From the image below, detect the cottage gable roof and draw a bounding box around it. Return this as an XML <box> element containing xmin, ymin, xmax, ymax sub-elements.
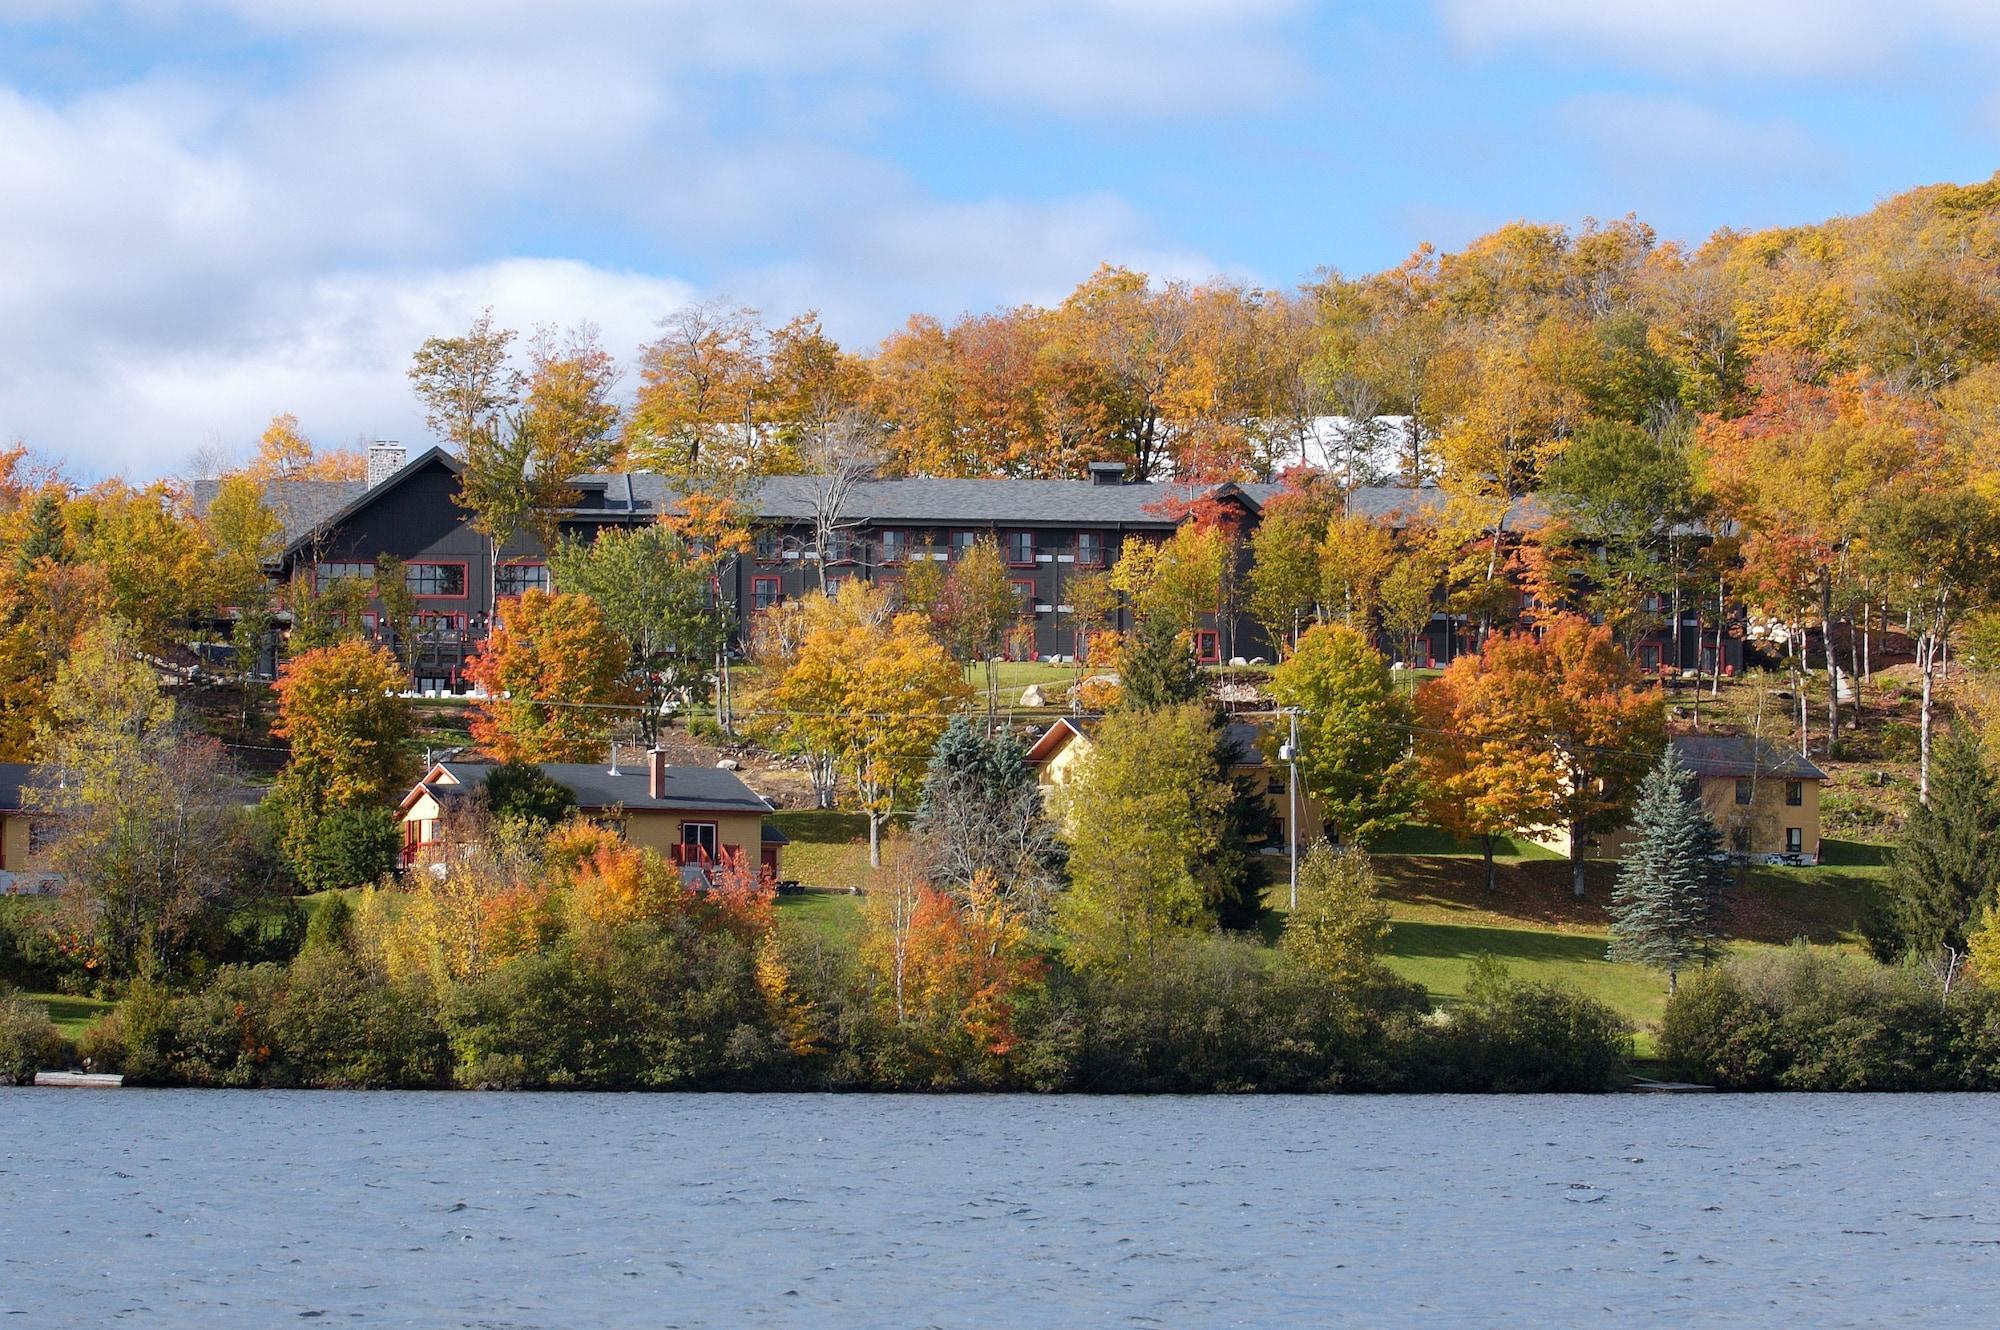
<box><xmin>402</xmin><ymin>759</ymin><xmax>774</xmax><ymax>816</ymax></box>
<box><xmin>1671</xmin><ymin>734</ymin><xmax>1827</xmax><ymax>781</ymax></box>
<box><xmin>0</xmin><ymin>763</ymin><xmax>31</xmax><ymax>813</ymax></box>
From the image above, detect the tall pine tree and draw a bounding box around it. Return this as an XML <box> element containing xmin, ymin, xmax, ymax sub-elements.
<box><xmin>1885</xmin><ymin>727</ymin><xmax>2000</xmax><ymax>957</ymax></box>
<box><xmin>1607</xmin><ymin>744</ymin><xmax>1728</xmax><ymax>993</ymax></box>
<box><xmin>1118</xmin><ymin>616</ymin><xmax>1204</xmax><ymax>712</ymax></box>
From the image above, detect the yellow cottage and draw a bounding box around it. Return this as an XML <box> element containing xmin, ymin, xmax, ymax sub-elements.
<box><xmin>398</xmin><ymin>749</ymin><xmax>786</xmax><ymax>884</ymax></box>
<box><xmin>1024</xmin><ymin>715</ymin><xmax>1325</xmax><ymax>854</ymax></box>
<box><xmin>0</xmin><ymin>763</ymin><xmax>47</xmax><ymax>895</ymax></box>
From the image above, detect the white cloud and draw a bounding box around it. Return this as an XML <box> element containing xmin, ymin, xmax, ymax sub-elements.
<box><xmin>0</xmin><ymin>0</ymin><xmax>1259</xmax><ymax>473</ymax></box>
<box><xmin>1558</xmin><ymin>94</ymin><xmax>1843</xmax><ymax>187</ymax></box>
<box><xmin>1437</xmin><ymin>0</ymin><xmax>2000</xmax><ymax>77</ymax></box>
<box><xmin>0</xmin><ymin>259</ymin><xmax>698</xmax><ymax>478</ymax></box>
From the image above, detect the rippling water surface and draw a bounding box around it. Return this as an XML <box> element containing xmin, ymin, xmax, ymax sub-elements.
<box><xmin>2</xmin><ymin>1091</ymin><xmax>1996</xmax><ymax>1327</ymax></box>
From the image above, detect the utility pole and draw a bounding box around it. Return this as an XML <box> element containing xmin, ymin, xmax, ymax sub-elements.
<box><xmin>1280</xmin><ymin>708</ymin><xmax>1302</xmax><ymax>912</ymax></box>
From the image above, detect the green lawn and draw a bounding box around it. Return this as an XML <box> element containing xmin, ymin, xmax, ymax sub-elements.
<box><xmin>767</xmin><ymin>809</ymin><xmax>904</xmax><ymax>889</ymax></box>
<box><xmin>775</xmin><ymin>889</ymin><xmax>866</xmax><ymax>951</ymax></box>
<box><xmin>27</xmin><ymin>991</ymin><xmax>111</xmax><ymax>1039</ymax></box>
<box><xmin>1372</xmin><ymin>824</ymin><xmax>1564</xmax><ymax>859</ymax></box>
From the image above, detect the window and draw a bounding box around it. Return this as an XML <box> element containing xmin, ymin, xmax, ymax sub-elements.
<box><xmin>823</xmin><ymin>532</ymin><xmax>859</xmax><ymax>565</ymax></box>
<box><xmin>878</xmin><ymin>576</ymin><xmax>902</xmax><ymax>608</ymax></box>
<box><xmin>1075</xmin><ymin>531</ymin><xmax>1105</xmax><ymax>567</ymax></box>
<box><xmin>1266</xmin><ymin>775</ymin><xmax>1285</xmax><ymax>796</ymax></box>
<box><xmin>754</xmin><ymin>528</ymin><xmax>780</xmax><ymax>562</ymax></box>
<box><xmin>1785</xmin><ymin>780</ymin><xmax>1804</xmax><ymax>807</ymax></box>
<box><xmin>752</xmin><ymin>576</ymin><xmax>781</xmax><ymax>612</ymax></box>
<box><xmin>1638</xmin><ymin>643</ymin><xmax>1661</xmax><ymax>671</ymax></box>
<box><xmin>1731</xmin><ymin>825</ymin><xmax>1751</xmax><ymax>852</ymax></box>
<box><xmin>412</xmin><ymin>611</ymin><xmax>465</xmax><ymax>634</ymax></box>
<box><xmin>681</xmin><ymin>821</ymin><xmax>719</xmax><ymax>861</ymax></box>
<box><xmin>1194</xmin><ymin>629</ymin><xmax>1221</xmax><ymax>664</ymax></box>
<box><xmin>1786</xmin><ymin>827</ymin><xmax>1804</xmax><ymax>855</ymax></box>
<box><xmin>878</xmin><ymin>529</ymin><xmax>908</xmax><ymax>565</ymax></box>
<box><xmin>949</xmin><ymin>530</ymin><xmax>977</xmax><ymax>561</ymax></box>
<box><xmin>314</xmin><ymin>560</ymin><xmax>373</xmax><ymax>587</ymax></box>
<box><xmin>1735</xmin><ymin>777</ymin><xmax>1754</xmax><ymax>806</ymax></box>
<box><xmin>1005</xmin><ymin>531</ymin><xmax>1036</xmax><ymax>566</ymax></box>
<box><xmin>496</xmin><ymin>562</ymin><xmax>549</xmax><ymax>597</ymax></box>
<box><xmin>405</xmin><ymin>562</ymin><xmax>467</xmax><ymax>597</ymax></box>
<box><xmin>415</xmin><ymin>674</ymin><xmax>452</xmax><ymax>695</ymax></box>
<box><xmin>1011</xmin><ymin>579</ymin><xmax>1036</xmax><ymax>615</ymax></box>
<box><xmin>824</xmin><ymin>576</ymin><xmax>845</xmax><ymax>598</ymax></box>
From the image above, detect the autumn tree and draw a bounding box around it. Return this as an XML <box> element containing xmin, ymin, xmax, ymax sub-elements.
<box><xmin>770</xmin><ymin>611</ymin><xmax>970</xmax><ymax>865</ymax></box>
<box><xmin>1281</xmin><ymin>843</ymin><xmax>1392</xmax><ymax>993</ymax></box>
<box><xmin>27</xmin><ymin>620</ymin><xmax>259</xmax><ymax>978</ymax></box>
<box><xmin>466</xmin><ymin>589</ymin><xmax>630</xmax><ymax>762</ymax></box>
<box><xmin>1055</xmin><ymin>702</ymin><xmax>1236</xmax><ymax>974</ymax></box>
<box><xmin>549</xmin><ymin>522</ymin><xmax>728</xmax><ymax>745</ymax></box>
<box><xmin>625</xmin><ymin>302</ymin><xmax>764</xmax><ymax>475</ymax></box>
<box><xmin>270</xmin><ymin>640</ymin><xmax>413</xmax><ymax>890</ymax></box>
<box><xmin>1860</xmin><ymin>483</ymin><xmax>2000</xmax><ymax>801</ymax></box>
<box><xmin>408</xmin><ymin>309</ymin><xmax>522</xmax><ymax>453</ymax></box>
<box><xmin>1266</xmin><ymin>623</ymin><xmax>1414</xmax><ymax>845</ymax></box>
<box><xmin>1414</xmin><ymin>644</ymin><xmax>1568</xmax><ymax>891</ymax></box>
<box><xmin>910</xmin><ymin>717</ymin><xmax>1065</xmax><ymax>926</ymax></box>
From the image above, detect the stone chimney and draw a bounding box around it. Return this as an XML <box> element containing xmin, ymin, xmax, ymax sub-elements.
<box><xmin>648</xmin><ymin>747</ymin><xmax>667</xmax><ymax>801</ymax></box>
<box><xmin>366</xmin><ymin>441</ymin><xmax>406</xmax><ymax>487</ymax></box>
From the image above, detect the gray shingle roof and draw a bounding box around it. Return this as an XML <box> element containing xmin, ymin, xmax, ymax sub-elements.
<box><xmin>438</xmin><ymin>760</ymin><xmax>773</xmax><ymax>814</ymax></box>
<box><xmin>1671</xmin><ymin>734</ymin><xmax>1827</xmax><ymax>781</ymax></box>
<box><xmin>184</xmin><ymin>477</ymin><xmax>369</xmax><ymax>547</ymax></box>
<box><xmin>0</xmin><ymin>763</ymin><xmax>30</xmax><ymax>813</ymax></box>
<box><xmin>205</xmin><ymin>456</ymin><xmax>1545</xmax><ymax>542</ymax></box>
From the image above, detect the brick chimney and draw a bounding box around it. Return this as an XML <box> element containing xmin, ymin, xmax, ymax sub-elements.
<box><xmin>366</xmin><ymin>441</ymin><xmax>406</xmax><ymax>487</ymax></box>
<box><xmin>648</xmin><ymin>747</ymin><xmax>666</xmax><ymax>800</ymax></box>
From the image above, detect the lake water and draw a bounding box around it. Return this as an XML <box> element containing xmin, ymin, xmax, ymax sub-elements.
<box><xmin>2</xmin><ymin>1091</ymin><xmax>1995</xmax><ymax>1328</ymax></box>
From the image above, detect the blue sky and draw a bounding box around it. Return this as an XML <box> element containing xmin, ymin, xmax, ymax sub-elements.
<box><xmin>3</xmin><ymin>0</ymin><xmax>1998</xmax><ymax>477</ymax></box>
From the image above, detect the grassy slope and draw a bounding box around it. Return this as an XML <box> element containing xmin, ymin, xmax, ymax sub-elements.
<box><xmin>25</xmin><ymin>992</ymin><xmax>112</xmax><ymax>1039</ymax></box>
<box><xmin>770</xmin><ymin>807</ymin><xmax>1893</xmax><ymax>1038</ymax></box>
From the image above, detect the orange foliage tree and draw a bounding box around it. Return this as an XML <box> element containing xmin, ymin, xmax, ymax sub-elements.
<box><xmin>466</xmin><ymin>589</ymin><xmax>630</xmax><ymax>761</ymax></box>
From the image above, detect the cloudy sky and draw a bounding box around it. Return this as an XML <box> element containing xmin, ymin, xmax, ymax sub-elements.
<box><xmin>5</xmin><ymin>0</ymin><xmax>2000</xmax><ymax>478</ymax></box>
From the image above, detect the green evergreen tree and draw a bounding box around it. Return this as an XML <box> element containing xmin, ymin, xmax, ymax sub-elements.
<box><xmin>14</xmin><ymin>492</ymin><xmax>68</xmax><ymax>571</ymax></box>
<box><xmin>1607</xmin><ymin>744</ymin><xmax>1729</xmax><ymax>992</ymax></box>
<box><xmin>1205</xmin><ymin>719</ymin><xmax>1275</xmax><ymax>931</ymax></box>
<box><xmin>912</xmin><ymin>717</ymin><xmax>1065</xmax><ymax>923</ymax></box>
<box><xmin>1886</xmin><ymin>727</ymin><xmax>2000</xmax><ymax>957</ymax></box>
<box><xmin>1118</xmin><ymin>616</ymin><xmax>1204</xmax><ymax>712</ymax></box>
<box><xmin>484</xmin><ymin>760</ymin><xmax>578</xmax><ymax>830</ymax></box>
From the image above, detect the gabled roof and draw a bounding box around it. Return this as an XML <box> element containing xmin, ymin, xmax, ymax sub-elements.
<box><xmin>1023</xmin><ymin>716</ymin><xmax>1097</xmax><ymax>765</ymax></box>
<box><xmin>0</xmin><ymin>763</ymin><xmax>31</xmax><ymax>813</ymax></box>
<box><xmin>185</xmin><ymin>446</ymin><xmax>461</xmax><ymax>555</ymax></box>
<box><xmin>401</xmin><ymin>759</ymin><xmax>774</xmax><ymax>816</ymax></box>
<box><xmin>1672</xmin><ymin>734</ymin><xmax>1827</xmax><ymax>781</ymax></box>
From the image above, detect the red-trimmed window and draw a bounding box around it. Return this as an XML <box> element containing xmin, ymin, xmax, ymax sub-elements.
<box><xmin>496</xmin><ymin>562</ymin><xmax>549</xmax><ymax>597</ymax></box>
<box><xmin>1194</xmin><ymin>630</ymin><xmax>1221</xmax><ymax>663</ymax></box>
<box><xmin>752</xmin><ymin>576</ymin><xmax>781</xmax><ymax>612</ymax></box>
<box><xmin>413</xmin><ymin>611</ymin><xmax>466</xmax><ymax>636</ymax></box>
<box><xmin>1075</xmin><ymin>531</ymin><xmax>1105</xmax><ymax>567</ymax></box>
<box><xmin>949</xmin><ymin>530</ymin><xmax>977</xmax><ymax>561</ymax></box>
<box><xmin>824</xmin><ymin>532</ymin><xmax>860</xmax><ymax>565</ymax></box>
<box><xmin>680</xmin><ymin>821</ymin><xmax>719</xmax><ymax>861</ymax></box>
<box><xmin>313</xmin><ymin>560</ymin><xmax>373</xmax><ymax>590</ymax></box>
<box><xmin>1005</xmin><ymin>531</ymin><xmax>1036</xmax><ymax>567</ymax></box>
<box><xmin>1012</xmin><ymin>579</ymin><xmax>1036</xmax><ymax>616</ymax></box>
<box><xmin>405</xmin><ymin>561</ymin><xmax>468</xmax><ymax>598</ymax></box>
<box><xmin>878</xmin><ymin>529</ymin><xmax>909</xmax><ymax>565</ymax></box>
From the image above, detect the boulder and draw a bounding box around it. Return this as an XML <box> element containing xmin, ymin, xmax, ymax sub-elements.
<box><xmin>1020</xmin><ymin>684</ymin><xmax>1046</xmax><ymax>707</ymax></box>
<box><xmin>715</xmin><ymin>758</ymin><xmax>741</xmax><ymax>771</ymax></box>
<box><xmin>1229</xmin><ymin>656</ymin><xmax>1248</xmax><ymax>667</ymax></box>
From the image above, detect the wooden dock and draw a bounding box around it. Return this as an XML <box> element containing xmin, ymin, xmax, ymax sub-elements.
<box><xmin>33</xmin><ymin>1070</ymin><xmax>124</xmax><ymax>1089</ymax></box>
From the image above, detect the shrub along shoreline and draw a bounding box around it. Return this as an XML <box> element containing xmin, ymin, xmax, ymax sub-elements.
<box><xmin>4</xmin><ymin>929</ymin><xmax>1635</xmax><ymax>1094</ymax></box>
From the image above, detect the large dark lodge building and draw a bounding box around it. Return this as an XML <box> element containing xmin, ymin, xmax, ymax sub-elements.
<box><xmin>200</xmin><ymin>442</ymin><xmax>1731</xmax><ymax>694</ymax></box>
